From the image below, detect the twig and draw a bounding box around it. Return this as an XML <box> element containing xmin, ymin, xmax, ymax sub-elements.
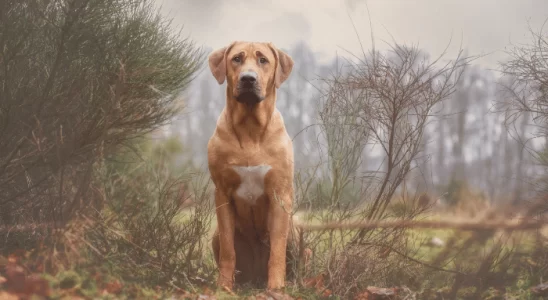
<box><xmin>381</xmin><ymin>243</ymin><xmax>465</xmax><ymax>275</ymax></box>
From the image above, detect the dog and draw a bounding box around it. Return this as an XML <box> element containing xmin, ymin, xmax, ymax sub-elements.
<box><xmin>207</xmin><ymin>41</ymin><xmax>296</xmax><ymax>291</ymax></box>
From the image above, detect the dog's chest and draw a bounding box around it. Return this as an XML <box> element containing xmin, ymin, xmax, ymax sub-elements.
<box><xmin>231</xmin><ymin>165</ymin><xmax>271</xmax><ymax>205</ymax></box>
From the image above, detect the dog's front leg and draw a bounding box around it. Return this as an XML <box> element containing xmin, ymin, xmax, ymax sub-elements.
<box><xmin>267</xmin><ymin>190</ymin><xmax>292</xmax><ymax>290</ymax></box>
<box><xmin>215</xmin><ymin>188</ymin><xmax>236</xmax><ymax>290</ymax></box>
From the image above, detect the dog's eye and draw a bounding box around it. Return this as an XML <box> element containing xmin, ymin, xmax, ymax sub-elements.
<box><xmin>259</xmin><ymin>57</ymin><xmax>268</xmax><ymax>64</ymax></box>
<box><xmin>232</xmin><ymin>56</ymin><xmax>241</xmax><ymax>63</ymax></box>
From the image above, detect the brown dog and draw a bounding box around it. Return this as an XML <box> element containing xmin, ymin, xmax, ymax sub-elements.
<box><xmin>207</xmin><ymin>41</ymin><xmax>295</xmax><ymax>291</ymax></box>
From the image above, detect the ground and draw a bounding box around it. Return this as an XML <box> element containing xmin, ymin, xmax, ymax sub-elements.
<box><xmin>0</xmin><ymin>210</ymin><xmax>546</xmax><ymax>299</ymax></box>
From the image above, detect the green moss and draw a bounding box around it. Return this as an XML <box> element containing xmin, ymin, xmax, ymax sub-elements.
<box><xmin>58</xmin><ymin>270</ymin><xmax>81</xmax><ymax>290</ymax></box>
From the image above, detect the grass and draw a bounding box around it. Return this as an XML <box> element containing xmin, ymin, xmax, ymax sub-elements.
<box><xmin>1</xmin><ymin>208</ymin><xmax>546</xmax><ymax>299</ymax></box>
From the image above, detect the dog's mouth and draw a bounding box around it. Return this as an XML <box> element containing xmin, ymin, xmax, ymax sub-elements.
<box><xmin>235</xmin><ymin>86</ymin><xmax>264</xmax><ymax>106</ymax></box>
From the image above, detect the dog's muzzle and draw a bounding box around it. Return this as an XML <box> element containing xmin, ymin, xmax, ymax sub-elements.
<box><xmin>235</xmin><ymin>71</ymin><xmax>263</xmax><ymax>106</ymax></box>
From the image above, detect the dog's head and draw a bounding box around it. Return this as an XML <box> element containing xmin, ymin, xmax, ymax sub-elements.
<box><xmin>208</xmin><ymin>41</ymin><xmax>294</xmax><ymax>106</ymax></box>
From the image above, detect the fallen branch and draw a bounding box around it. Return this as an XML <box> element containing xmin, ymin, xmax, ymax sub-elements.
<box><xmin>4</xmin><ymin>218</ymin><xmax>547</xmax><ymax>235</ymax></box>
<box><xmin>296</xmin><ymin>219</ymin><xmax>546</xmax><ymax>232</ymax></box>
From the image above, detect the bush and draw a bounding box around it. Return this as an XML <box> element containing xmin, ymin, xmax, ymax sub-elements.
<box><xmin>82</xmin><ymin>136</ymin><xmax>215</xmax><ymax>287</ymax></box>
<box><xmin>0</xmin><ymin>0</ymin><xmax>203</xmax><ymax>243</ymax></box>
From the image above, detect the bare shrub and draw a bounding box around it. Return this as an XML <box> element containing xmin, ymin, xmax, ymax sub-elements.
<box><xmin>497</xmin><ymin>20</ymin><xmax>548</xmax><ymax>204</ymax></box>
<box><xmin>341</xmin><ymin>44</ymin><xmax>468</xmax><ymax>224</ymax></box>
<box><xmin>292</xmin><ymin>37</ymin><xmax>472</xmax><ymax>297</ymax></box>
<box><xmin>491</xmin><ymin>21</ymin><xmax>548</xmax><ymax>297</ymax></box>
<box><xmin>80</xmin><ymin>138</ymin><xmax>215</xmax><ymax>287</ymax></box>
<box><xmin>289</xmin><ymin>27</ymin><xmax>548</xmax><ymax>299</ymax></box>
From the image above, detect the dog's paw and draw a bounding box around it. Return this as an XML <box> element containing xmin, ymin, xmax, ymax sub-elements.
<box><xmin>220</xmin><ymin>285</ymin><xmax>236</xmax><ymax>296</ymax></box>
<box><xmin>216</xmin><ymin>276</ymin><xmax>234</xmax><ymax>293</ymax></box>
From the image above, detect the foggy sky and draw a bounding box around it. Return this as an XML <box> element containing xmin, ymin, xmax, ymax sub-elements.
<box><xmin>156</xmin><ymin>0</ymin><xmax>548</xmax><ymax>70</ymax></box>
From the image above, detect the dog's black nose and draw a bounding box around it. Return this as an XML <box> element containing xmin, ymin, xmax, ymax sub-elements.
<box><xmin>239</xmin><ymin>71</ymin><xmax>257</xmax><ymax>85</ymax></box>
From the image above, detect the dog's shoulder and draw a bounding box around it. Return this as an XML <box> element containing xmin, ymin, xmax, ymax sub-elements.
<box><xmin>267</xmin><ymin>110</ymin><xmax>292</xmax><ymax>142</ymax></box>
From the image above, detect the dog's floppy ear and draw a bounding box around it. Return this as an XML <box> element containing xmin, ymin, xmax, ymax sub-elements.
<box><xmin>208</xmin><ymin>42</ymin><xmax>236</xmax><ymax>85</ymax></box>
<box><xmin>268</xmin><ymin>43</ymin><xmax>294</xmax><ymax>88</ymax></box>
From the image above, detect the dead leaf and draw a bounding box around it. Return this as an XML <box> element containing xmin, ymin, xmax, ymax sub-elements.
<box><xmin>202</xmin><ymin>286</ymin><xmax>215</xmax><ymax>295</ymax></box>
<box><xmin>8</xmin><ymin>250</ymin><xmax>24</xmax><ymax>264</ymax></box>
<box><xmin>174</xmin><ymin>288</ymin><xmax>194</xmax><ymax>299</ymax></box>
<box><xmin>5</xmin><ymin>263</ymin><xmax>27</xmax><ymax>293</ymax></box>
<box><xmin>303</xmin><ymin>273</ymin><xmax>329</xmax><ymax>297</ymax></box>
<box><xmin>104</xmin><ymin>279</ymin><xmax>123</xmax><ymax>294</ymax></box>
<box><xmin>10</xmin><ymin>252</ymin><xmax>19</xmax><ymax>261</ymax></box>
<box><xmin>531</xmin><ymin>282</ymin><xmax>548</xmax><ymax>296</ymax></box>
<box><xmin>0</xmin><ymin>255</ymin><xmax>8</xmax><ymax>267</ymax></box>
<box><xmin>362</xmin><ymin>286</ymin><xmax>398</xmax><ymax>300</ymax></box>
<box><xmin>25</xmin><ymin>274</ymin><xmax>51</xmax><ymax>297</ymax></box>
<box><xmin>303</xmin><ymin>272</ymin><xmax>325</xmax><ymax>289</ymax></box>
<box><xmin>353</xmin><ymin>291</ymin><xmax>370</xmax><ymax>300</ymax></box>
<box><xmin>253</xmin><ymin>293</ymin><xmax>272</xmax><ymax>300</ymax></box>
<box><xmin>377</xmin><ymin>247</ymin><xmax>392</xmax><ymax>259</ymax></box>
<box><xmin>3</xmin><ymin>263</ymin><xmax>50</xmax><ymax>298</ymax></box>
<box><xmin>526</xmin><ymin>257</ymin><xmax>538</xmax><ymax>267</ymax></box>
<box><xmin>354</xmin><ymin>287</ymin><xmax>399</xmax><ymax>300</ymax></box>
<box><xmin>303</xmin><ymin>248</ymin><xmax>312</xmax><ymax>264</ymax></box>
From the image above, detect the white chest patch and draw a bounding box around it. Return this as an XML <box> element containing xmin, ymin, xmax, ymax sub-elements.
<box><xmin>231</xmin><ymin>165</ymin><xmax>272</xmax><ymax>205</ymax></box>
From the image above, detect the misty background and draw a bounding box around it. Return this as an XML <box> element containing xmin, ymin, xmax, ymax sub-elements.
<box><xmin>155</xmin><ymin>0</ymin><xmax>548</xmax><ymax>204</ymax></box>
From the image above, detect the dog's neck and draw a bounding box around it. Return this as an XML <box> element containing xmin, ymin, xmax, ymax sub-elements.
<box><xmin>225</xmin><ymin>87</ymin><xmax>277</xmax><ymax>147</ymax></box>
